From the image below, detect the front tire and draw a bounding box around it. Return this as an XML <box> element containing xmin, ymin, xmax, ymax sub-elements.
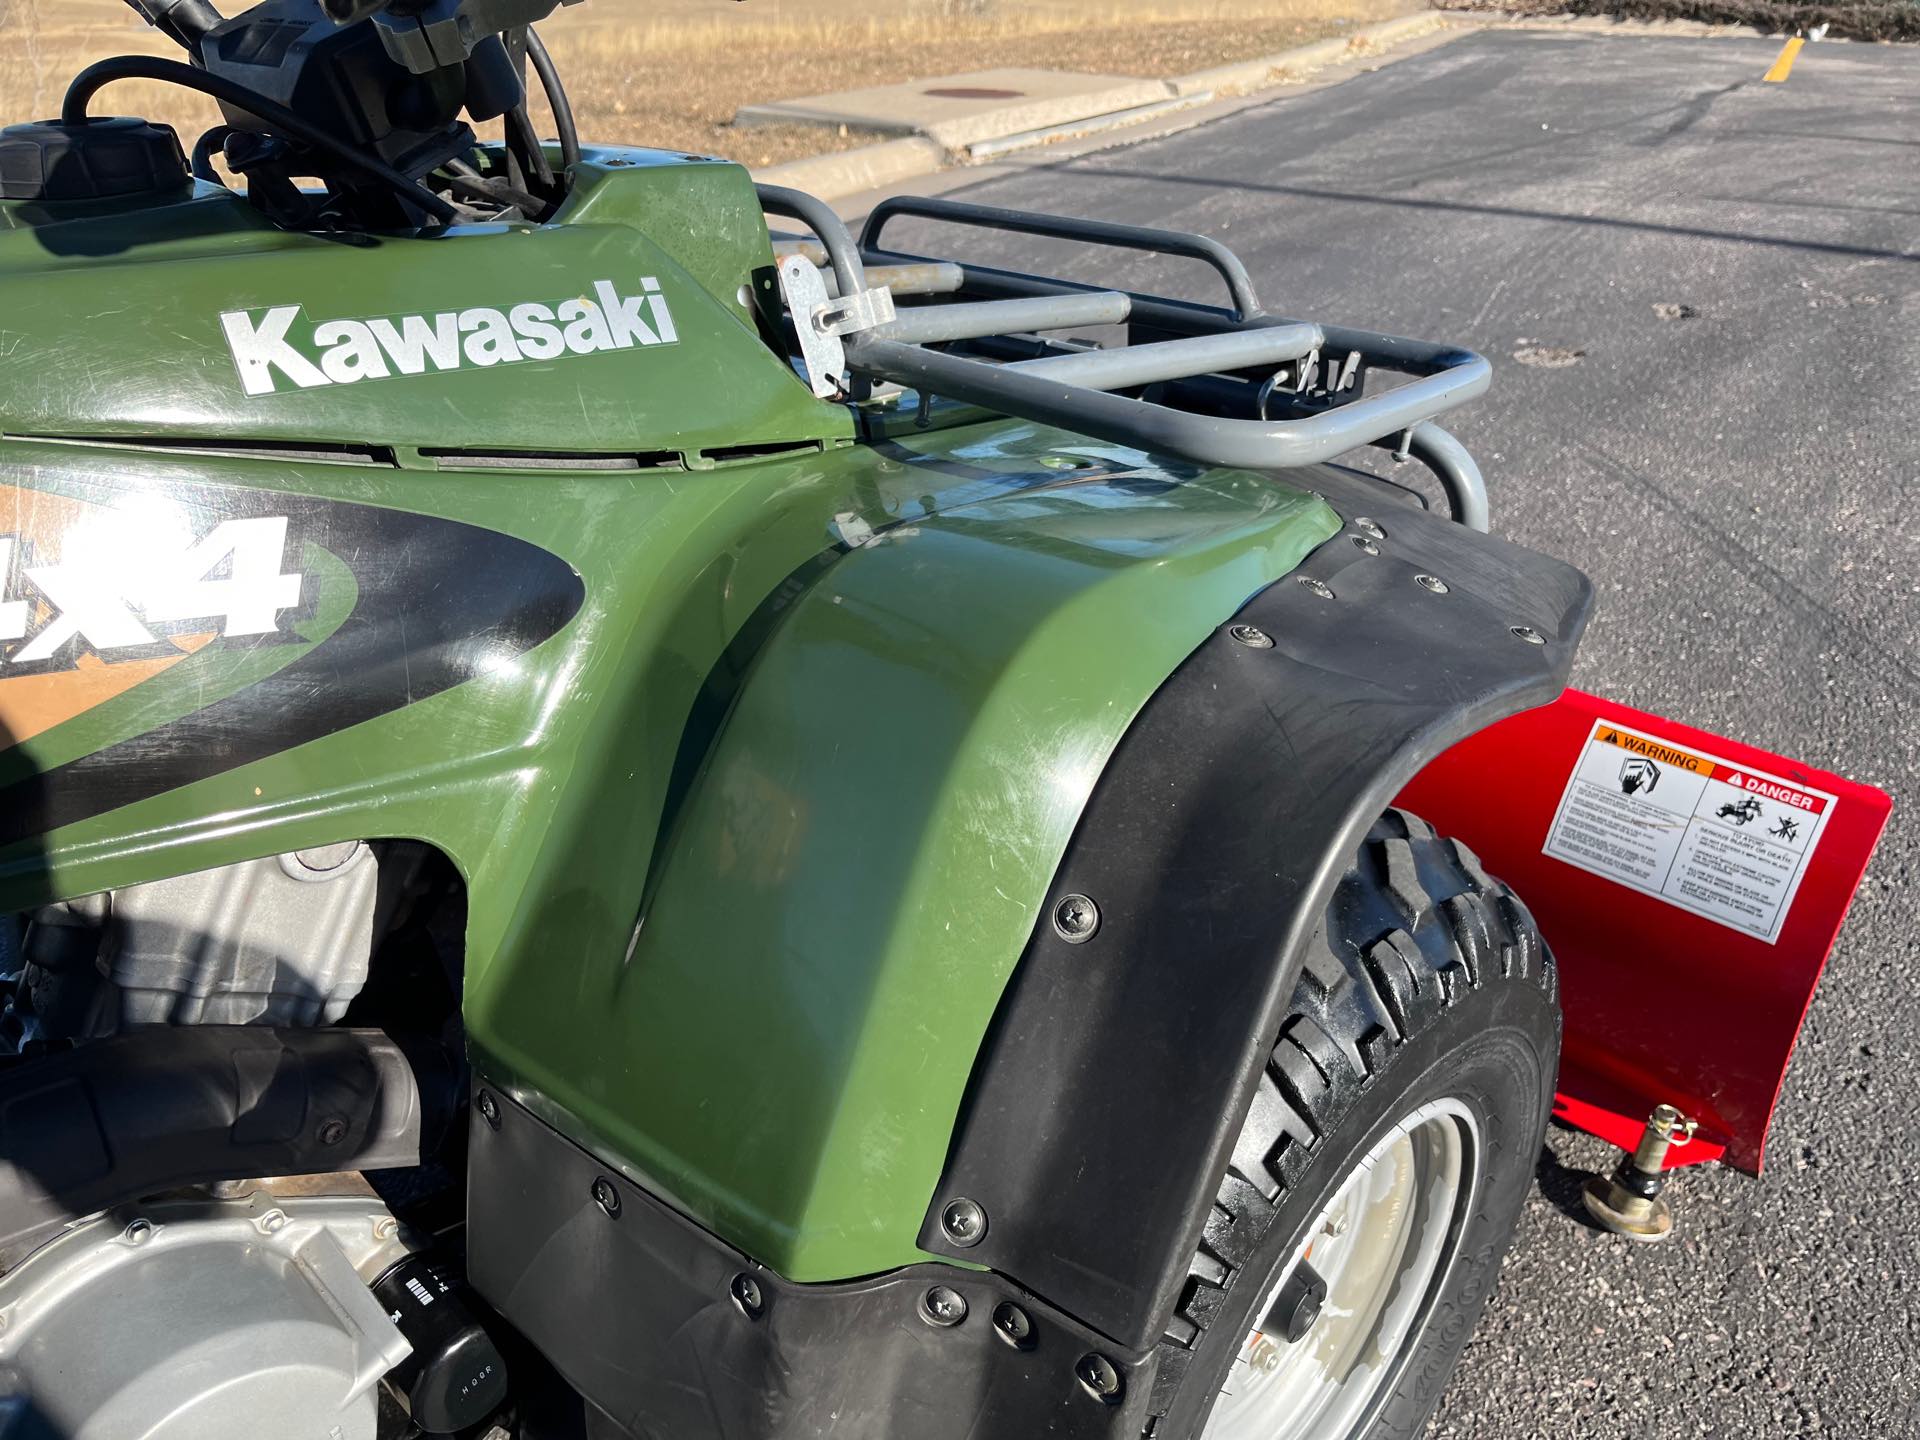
<box><xmin>1147</xmin><ymin>809</ymin><xmax>1560</xmax><ymax>1440</ymax></box>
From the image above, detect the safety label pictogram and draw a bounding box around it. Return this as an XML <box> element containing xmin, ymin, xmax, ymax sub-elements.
<box><xmin>1543</xmin><ymin>720</ymin><xmax>1836</xmax><ymax>943</ymax></box>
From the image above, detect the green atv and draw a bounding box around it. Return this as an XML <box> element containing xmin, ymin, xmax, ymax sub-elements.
<box><xmin>0</xmin><ymin>2</ymin><xmax>1591</xmax><ymax>1436</ymax></box>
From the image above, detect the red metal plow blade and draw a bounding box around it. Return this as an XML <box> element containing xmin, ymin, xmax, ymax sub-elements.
<box><xmin>1398</xmin><ymin>689</ymin><xmax>1891</xmax><ymax>1174</ymax></box>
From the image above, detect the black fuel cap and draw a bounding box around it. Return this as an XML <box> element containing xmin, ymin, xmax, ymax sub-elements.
<box><xmin>0</xmin><ymin>116</ymin><xmax>191</xmax><ymax>203</ymax></box>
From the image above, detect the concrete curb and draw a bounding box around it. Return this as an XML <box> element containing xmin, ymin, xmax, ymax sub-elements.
<box><xmin>740</xmin><ymin>75</ymin><xmax>1174</xmax><ymax>151</ymax></box>
<box><xmin>1167</xmin><ymin>11</ymin><xmax>1453</xmax><ymax>97</ymax></box>
<box><xmin>751</xmin><ymin>11</ymin><xmax>1459</xmax><ymax>200</ymax></box>
<box><xmin>755</xmin><ymin>137</ymin><xmax>947</xmax><ymax>200</ymax></box>
<box><xmin>964</xmin><ymin>90</ymin><xmax>1215</xmax><ymax>160</ymax></box>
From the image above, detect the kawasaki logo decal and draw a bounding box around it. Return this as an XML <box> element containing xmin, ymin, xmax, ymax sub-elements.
<box><xmin>220</xmin><ymin>278</ymin><xmax>679</xmax><ymax>396</ymax></box>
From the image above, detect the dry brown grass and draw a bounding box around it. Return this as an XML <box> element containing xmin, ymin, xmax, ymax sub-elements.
<box><xmin>0</xmin><ymin>0</ymin><xmax>1412</xmax><ymax>169</ymax></box>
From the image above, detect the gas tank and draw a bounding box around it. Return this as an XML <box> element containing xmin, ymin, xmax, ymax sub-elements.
<box><xmin>0</xmin><ymin>148</ymin><xmax>839</xmax><ymax>460</ymax></box>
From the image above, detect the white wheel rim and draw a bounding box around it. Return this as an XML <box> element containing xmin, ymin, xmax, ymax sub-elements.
<box><xmin>1202</xmin><ymin>1098</ymin><xmax>1481</xmax><ymax>1440</ymax></box>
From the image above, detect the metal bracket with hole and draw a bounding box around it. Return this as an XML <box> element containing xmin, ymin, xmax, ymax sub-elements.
<box><xmin>815</xmin><ymin>285</ymin><xmax>896</xmax><ymax>337</ymax></box>
<box><xmin>776</xmin><ymin>254</ymin><xmax>844</xmax><ymax>398</ymax></box>
<box><xmin>775</xmin><ymin>255</ymin><xmax>896</xmax><ymax>398</ymax></box>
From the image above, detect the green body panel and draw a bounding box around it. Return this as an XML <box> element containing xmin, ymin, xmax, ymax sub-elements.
<box><xmin>0</xmin><ymin>151</ymin><xmax>1341</xmax><ymax>1281</ymax></box>
<box><xmin>0</xmin><ymin>151</ymin><xmax>840</xmax><ymax>456</ymax></box>
<box><xmin>475</xmin><ymin>450</ymin><xmax>1336</xmax><ymax>1279</ymax></box>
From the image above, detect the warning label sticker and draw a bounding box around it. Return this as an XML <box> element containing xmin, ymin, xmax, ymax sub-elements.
<box><xmin>1543</xmin><ymin>720</ymin><xmax>1836</xmax><ymax>943</ymax></box>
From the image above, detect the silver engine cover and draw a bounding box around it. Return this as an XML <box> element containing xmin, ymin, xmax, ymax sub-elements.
<box><xmin>14</xmin><ymin>842</ymin><xmax>379</xmax><ymax>1043</ymax></box>
<box><xmin>0</xmin><ymin>1188</ymin><xmax>413</xmax><ymax>1440</ymax></box>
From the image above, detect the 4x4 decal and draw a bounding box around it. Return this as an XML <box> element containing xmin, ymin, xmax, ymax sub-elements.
<box><xmin>0</xmin><ymin>515</ymin><xmax>303</xmax><ymax>670</ymax></box>
<box><xmin>0</xmin><ymin>475</ymin><xmax>583</xmax><ymax>844</ymax></box>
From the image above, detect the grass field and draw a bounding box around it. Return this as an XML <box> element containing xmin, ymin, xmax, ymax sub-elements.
<box><xmin>0</xmin><ymin>0</ymin><xmax>1413</xmax><ymax>168</ymax></box>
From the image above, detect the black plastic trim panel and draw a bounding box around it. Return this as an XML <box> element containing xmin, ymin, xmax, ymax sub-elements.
<box><xmin>914</xmin><ymin>463</ymin><xmax>1593</xmax><ymax>1351</ymax></box>
<box><xmin>466</xmin><ymin>1085</ymin><xmax>1158</xmax><ymax>1440</ymax></box>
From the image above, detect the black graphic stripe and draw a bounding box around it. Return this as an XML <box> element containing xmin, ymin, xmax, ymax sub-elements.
<box><xmin>0</xmin><ymin>483</ymin><xmax>583</xmax><ymax>848</ymax></box>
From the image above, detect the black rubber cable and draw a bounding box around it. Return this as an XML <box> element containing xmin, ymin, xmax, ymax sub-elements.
<box><xmin>524</xmin><ymin>27</ymin><xmax>581</xmax><ymax>172</ymax></box>
<box><xmin>505</xmin><ymin>102</ymin><xmax>556</xmax><ymax>191</ymax></box>
<box><xmin>444</xmin><ymin>157</ymin><xmax>544</xmax><ymax>215</ymax></box>
<box><xmin>189</xmin><ymin>123</ymin><xmax>232</xmax><ymax>184</ymax></box>
<box><xmin>62</xmin><ymin>55</ymin><xmax>459</xmax><ymax>223</ymax></box>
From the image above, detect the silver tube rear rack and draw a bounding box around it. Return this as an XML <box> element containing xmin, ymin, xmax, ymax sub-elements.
<box><xmin>758</xmin><ymin>187</ymin><xmax>1492</xmax><ymax>530</ymax></box>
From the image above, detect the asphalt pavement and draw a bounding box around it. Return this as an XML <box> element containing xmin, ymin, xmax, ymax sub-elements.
<box><xmin>868</xmin><ymin>27</ymin><xmax>1919</xmax><ymax>1438</ymax></box>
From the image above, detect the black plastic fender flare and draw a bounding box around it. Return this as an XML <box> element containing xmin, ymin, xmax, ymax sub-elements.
<box><xmin>915</xmin><ymin>465</ymin><xmax>1593</xmax><ymax>1352</ymax></box>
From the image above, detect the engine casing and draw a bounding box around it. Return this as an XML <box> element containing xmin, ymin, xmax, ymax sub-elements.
<box><xmin>0</xmin><ymin>1185</ymin><xmax>411</xmax><ymax>1440</ymax></box>
<box><xmin>7</xmin><ymin>844</ymin><xmax>381</xmax><ymax>1049</ymax></box>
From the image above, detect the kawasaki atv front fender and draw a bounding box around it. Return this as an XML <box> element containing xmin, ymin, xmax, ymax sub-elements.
<box><xmin>913</xmin><ymin>464</ymin><xmax>1592</xmax><ymax>1351</ymax></box>
<box><xmin>468</xmin><ymin>457</ymin><xmax>1591</xmax><ymax>1437</ymax></box>
<box><xmin>474</xmin><ymin>433</ymin><xmax>1344</xmax><ymax>1283</ymax></box>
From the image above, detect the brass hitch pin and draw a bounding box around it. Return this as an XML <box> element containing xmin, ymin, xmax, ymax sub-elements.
<box><xmin>1581</xmin><ymin>1103</ymin><xmax>1697</xmax><ymax>1243</ymax></box>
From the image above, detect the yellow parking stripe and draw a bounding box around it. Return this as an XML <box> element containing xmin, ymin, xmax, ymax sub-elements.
<box><xmin>1764</xmin><ymin>37</ymin><xmax>1805</xmax><ymax>82</ymax></box>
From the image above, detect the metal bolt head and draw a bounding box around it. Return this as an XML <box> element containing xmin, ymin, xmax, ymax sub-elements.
<box><xmin>476</xmin><ymin>1089</ymin><xmax>500</xmax><ymax>1129</ymax></box>
<box><xmin>1053</xmin><ymin>894</ymin><xmax>1100</xmax><ymax>944</ymax></box>
<box><xmin>1296</xmin><ymin>575</ymin><xmax>1335</xmax><ymax>600</ymax></box>
<box><xmin>940</xmin><ymin>1198</ymin><xmax>988</xmax><ymax>1248</ymax></box>
<box><xmin>1350</xmin><ymin>535</ymin><xmax>1380</xmax><ymax>556</ymax></box>
<box><xmin>992</xmin><ymin>1302</ymin><xmax>1034</xmax><ymax>1349</ymax></box>
<box><xmin>920</xmin><ymin>1285</ymin><xmax>968</xmax><ymax>1328</ymax></box>
<box><xmin>1510</xmin><ymin>624</ymin><xmax>1547</xmax><ymax>646</ymax></box>
<box><xmin>1075</xmin><ymin>1353</ymin><xmax>1123</xmax><ymax>1404</ymax></box>
<box><xmin>1322</xmin><ymin>1212</ymin><xmax>1349</xmax><ymax>1238</ymax></box>
<box><xmin>1414</xmin><ymin>573</ymin><xmax>1450</xmax><ymax>595</ymax></box>
<box><xmin>1249</xmin><ymin>1336</ymin><xmax>1282</xmax><ymax>1373</ymax></box>
<box><xmin>1227</xmin><ymin>623</ymin><xmax>1274</xmax><ymax>649</ymax></box>
<box><xmin>316</xmin><ymin>1117</ymin><xmax>348</xmax><ymax>1147</ymax></box>
<box><xmin>731</xmin><ymin>1273</ymin><xmax>765</xmax><ymax>1318</ymax></box>
<box><xmin>122</xmin><ymin>1218</ymin><xmax>153</xmax><ymax>1246</ymax></box>
<box><xmin>1353</xmin><ymin>516</ymin><xmax>1387</xmax><ymax>540</ymax></box>
<box><xmin>591</xmin><ymin>1176</ymin><xmax>622</xmax><ymax>1219</ymax></box>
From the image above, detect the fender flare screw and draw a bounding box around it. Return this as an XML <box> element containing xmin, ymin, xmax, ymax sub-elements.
<box><xmin>1296</xmin><ymin>575</ymin><xmax>1335</xmax><ymax>600</ymax></box>
<box><xmin>992</xmin><ymin>1302</ymin><xmax>1034</xmax><ymax>1349</ymax></box>
<box><xmin>591</xmin><ymin>1176</ymin><xmax>622</xmax><ymax>1219</ymax></box>
<box><xmin>476</xmin><ymin>1089</ymin><xmax>500</xmax><ymax>1129</ymax></box>
<box><xmin>1053</xmin><ymin>894</ymin><xmax>1100</xmax><ymax>944</ymax></box>
<box><xmin>940</xmin><ymin>1197</ymin><xmax>988</xmax><ymax>1247</ymax></box>
<box><xmin>920</xmin><ymin>1286</ymin><xmax>968</xmax><ymax>1328</ymax></box>
<box><xmin>1228</xmin><ymin>623</ymin><xmax>1273</xmax><ymax>648</ymax></box>
<box><xmin>731</xmin><ymin>1273</ymin><xmax>765</xmax><ymax>1318</ymax></box>
<box><xmin>1076</xmin><ymin>1353</ymin><xmax>1123</xmax><ymax>1403</ymax></box>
